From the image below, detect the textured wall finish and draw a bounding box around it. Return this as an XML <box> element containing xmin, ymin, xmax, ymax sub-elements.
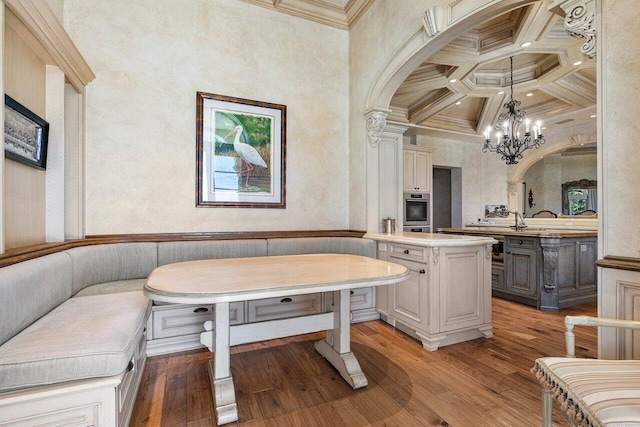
<box><xmin>63</xmin><ymin>0</ymin><xmax>349</xmax><ymax>234</ymax></box>
<box><xmin>416</xmin><ymin>134</ymin><xmax>509</xmax><ymax>223</ymax></box>
<box><xmin>600</xmin><ymin>0</ymin><xmax>640</xmax><ymax>258</ymax></box>
<box><xmin>3</xmin><ymin>24</ymin><xmax>47</xmax><ymax>249</ymax></box>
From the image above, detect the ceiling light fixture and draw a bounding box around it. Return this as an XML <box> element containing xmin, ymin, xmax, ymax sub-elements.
<box><xmin>526</xmin><ymin>93</ymin><xmax>533</xmax><ymax>97</ymax></box>
<box><xmin>498</xmin><ymin>91</ymin><xmax>505</xmax><ymax>95</ymax></box>
<box><xmin>573</xmin><ymin>61</ymin><xmax>583</xmax><ymax>66</ymax></box>
<box><xmin>455</xmin><ymin>101</ymin><xmax>461</xmax><ymax>105</ymax></box>
<box><xmin>483</xmin><ymin>56</ymin><xmax>545</xmax><ymax>165</ymax></box>
<box><xmin>449</xmin><ymin>79</ymin><xmax>457</xmax><ymax>83</ymax></box>
<box><xmin>590</xmin><ymin>114</ymin><xmax>596</xmax><ymax>118</ymax></box>
<box><xmin>521</xmin><ymin>41</ymin><xmax>532</xmax><ymax>47</ymax></box>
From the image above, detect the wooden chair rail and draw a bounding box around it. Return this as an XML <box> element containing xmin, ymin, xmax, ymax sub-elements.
<box><xmin>597</xmin><ymin>255</ymin><xmax>640</xmax><ymax>272</ymax></box>
<box><xmin>0</xmin><ymin>230</ymin><xmax>366</xmax><ymax>267</ymax></box>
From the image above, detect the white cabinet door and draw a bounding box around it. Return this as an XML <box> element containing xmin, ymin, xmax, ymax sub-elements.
<box><xmin>403</xmin><ymin>150</ymin><xmax>417</xmax><ymax>192</ymax></box>
<box><xmin>415</xmin><ymin>151</ymin><xmax>431</xmax><ymax>192</ymax></box>
<box><xmin>388</xmin><ymin>257</ymin><xmax>429</xmax><ymax>331</ymax></box>
<box><xmin>403</xmin><ymin>148</ymin><xmax>432</xmax><ymax>193</ymax></box>
<box><xmin>438</xmin><ymin>246</ymin><xmax>484</xmax><ymax>332</ymax></box>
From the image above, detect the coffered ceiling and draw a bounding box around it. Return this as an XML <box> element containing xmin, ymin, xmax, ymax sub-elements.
<box><xmin>236</xmin><ymin>1</ymin><xmax>596</xmax><ymax>141</ymax></box>
<box><xmin>389</xmin><ymin>2</ymin><xmax>596</xmax><ymax>140</ymax></box>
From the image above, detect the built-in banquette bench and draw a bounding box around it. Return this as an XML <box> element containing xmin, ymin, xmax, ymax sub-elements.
<box><xmin>0</xmin><ymin>233</ymin><xmax>375</xmax><ymax>427</ymax></box>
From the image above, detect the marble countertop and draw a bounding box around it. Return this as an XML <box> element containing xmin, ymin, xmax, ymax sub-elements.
<box><xmin>439</xmin><ymin>227</ymin><xmax>598</xmax><ymax>238</ymax></box>
<box><xmin>364</xmin><ymin>231</ymin><xmax>497</xmax><ymax>247</ymax></box>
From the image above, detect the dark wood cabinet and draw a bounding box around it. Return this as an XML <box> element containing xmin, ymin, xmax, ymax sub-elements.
<box><xmin>498</xmin><ymin>236</ymin><xmax>539</xmax><ymax>307</ymax></box>
<box><xmin>491</xmin><ymin>264</ymin><xmax>505</xmax><ymax>291</ymax></box>
<box><xmin>539</xmin><ymin>237</ymin><xmax>598</xmax><ymax>311</ymax></box>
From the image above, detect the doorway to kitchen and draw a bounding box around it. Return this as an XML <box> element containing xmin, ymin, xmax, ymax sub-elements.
<box><xmin>433</xmin><ymin>166</ymin><xmax>462</xmax><ymax>229</ymax></box>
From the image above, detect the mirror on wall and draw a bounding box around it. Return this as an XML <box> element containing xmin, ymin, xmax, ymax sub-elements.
<box><xmin>562</xmin><ymin>179</ymin><xmax>597</xmax><ymax>215</ymax></box>
<box><xmin>523</xmin><ymin>144</ymin><xmax>596</xmax><ymax>217</ymax></box>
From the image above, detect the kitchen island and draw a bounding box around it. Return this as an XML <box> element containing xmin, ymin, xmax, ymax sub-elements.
<box><xmin>364</xmin><ymin>232</ymin><xmax>496</xmax><ymax>351</ymax></box>
<box><xmin>439</xmin><ymin>227</ymin><xmax>598</xmax><ymax>311</ymax></box>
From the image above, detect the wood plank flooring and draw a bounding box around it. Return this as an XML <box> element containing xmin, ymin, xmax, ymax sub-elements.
<box><xmin>131</xmin><ymin>298</ymin><xmax>597</xmax><ymax>426</ymax></box>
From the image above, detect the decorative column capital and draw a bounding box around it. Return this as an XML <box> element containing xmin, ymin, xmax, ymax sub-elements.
<box><xmin>549</xmin><ymin>0</ymin><xmax>596</xmax><ymax>59</ymax></box>
<box><xmin>422</xmin><ymin>7</ymin><xmax>443</xmax><ymax>38</ymax></box>
<box><xmin>364</xmin><ymin>108</ymin><xmax>391</xmax><ymax>148</ymax></box>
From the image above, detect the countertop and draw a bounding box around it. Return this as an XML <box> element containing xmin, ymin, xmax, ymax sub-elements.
<box><xmin>439</xmin><ymin>227</ymin><xmax>598</xmax><ymax>238</ymax></box>
<box><xmin>365</xmin><ymin>231</ymin><xmax>497</xmax><ymax>247</ymax></box>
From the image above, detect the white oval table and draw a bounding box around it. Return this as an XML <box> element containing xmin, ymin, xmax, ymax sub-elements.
<box><xmin>144</xmin><ymin>253</ymin><xmax>409</xmax><ymax>425</ymax></box>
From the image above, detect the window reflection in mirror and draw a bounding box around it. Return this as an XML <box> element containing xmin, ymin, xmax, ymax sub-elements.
<box><xmin>562</xmin><ymin>179</ymin><xmax>597</xmax><ymax>215</ymax></box>
<box><xmin>568</xmin><ymin>189</ymin><xmax>588</xmax><ymax>214</ymax></box>
<box><xmin>523</xmin><ymin>144</ymin><xmax>596</xmax><ymax>217</ymax></box>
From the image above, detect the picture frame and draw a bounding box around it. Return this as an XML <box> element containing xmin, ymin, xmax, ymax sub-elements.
<box><xmin>4</xmin><ymin>95</ymin><xmax>49</xmax><ymax>170</ymax></box>
<box><xmin>196</xmin><ymin>92</ymin><xmax>286</xmax><ymax>208</ymax></box>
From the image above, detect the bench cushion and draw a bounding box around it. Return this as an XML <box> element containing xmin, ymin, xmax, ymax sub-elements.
<box><xmin>0</xmin><ymin>253</ymin><xmax>72</xmax><ymax>346</ymax></box>
<box><xmin>65</xmin><ymin>243</ymin><xmax>158</xmax><ymax>294</ymax></box>
<box><xmin>157</xmin><ymin>239</ymin><xmax>268</xmax><ymax>266</ymax></box>
<box><xmin>533</xmin><ymin>357</ymin><xmax>640</xmax><ymax>426</ymax></box>
<box><xmin>73</xmin><ymin>279</ymin><xmax>147</xmax><ymax>297</ymax></box>
<box><xmin>0</xmin><ymin>292</ymin><xmax>150</xmax><ymax>392</ymax></box>
<box><xmin>267</xmin><ymin>237</ymin><xmax>376</xmax><ymax>258</ymax></box>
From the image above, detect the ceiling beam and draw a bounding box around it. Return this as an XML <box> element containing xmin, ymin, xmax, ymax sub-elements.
<box><xmin>409</xmin><ymin>92</ymin><xmax>465</xmax><ymax>125</ymax></box>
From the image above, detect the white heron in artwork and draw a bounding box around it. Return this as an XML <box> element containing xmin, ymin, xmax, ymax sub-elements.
<box><xmin>223</xmin><ymin>125</ymin><xmax>268</xmax><ymax>188</ymax></box>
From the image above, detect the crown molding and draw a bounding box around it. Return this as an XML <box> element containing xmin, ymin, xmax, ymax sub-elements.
<box><xmin>4</xmin><ymin>0</ymin><xmax>95</xmax><ymax>93</ymax></box>
<box><xmin>236</xmin><ymin>0</ymin><xmax>376</xmax><ymax>30</ymax></box>
<box><xmin>344</xmin><ymin>0</ymin><xmax>376</xmax><ymax>28</ymax></box>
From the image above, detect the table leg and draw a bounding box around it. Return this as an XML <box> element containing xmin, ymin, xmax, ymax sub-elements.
<box><xmin>208</xmin><ymin>301</ymin><xmax>238</xmax><ymax>425</ymax></box>
<box><xmin>314</xmin><ymin>289</ymin><xmax>368</xmax><ymax>389</ymax></box>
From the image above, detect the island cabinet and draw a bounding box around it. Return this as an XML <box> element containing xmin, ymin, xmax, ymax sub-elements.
<box><xmin>539</xmin><ymin>236</ymin><xmax>597</xmax><ymax>311</ymax></box>
<box><xmin>497</xmin><ymin>235</ymin><xmax>598</xmax><ymax>311</ymax></box>
<box><xmin>368</xmin><ymin>232</ymin><xmax>495</xmax><ymax>351</ymax></box>
<box><xmin>439</xmin><ymin>228</ymin><xmax>598</xmax><ymax>311</ymax></box>
<box><xmin>503</xmin><ymin>236</ymin><xmax>539</xmax><ymax>306</ymax></box>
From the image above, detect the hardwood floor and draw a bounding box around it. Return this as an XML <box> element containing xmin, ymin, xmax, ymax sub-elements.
<box><xmin>131</xmin><ymin>298</ymin><xmax>597</xmax><ymax>426</ymax></box>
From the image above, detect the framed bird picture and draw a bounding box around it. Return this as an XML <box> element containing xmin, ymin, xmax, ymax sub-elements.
<box><xmin>196</xmin><ymin>92</ymin><xmax>286</xmax><ymax>208</ymax></box>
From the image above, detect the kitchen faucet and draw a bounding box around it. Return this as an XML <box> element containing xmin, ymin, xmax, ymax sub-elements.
<box><xmin>509</xmin><ymin>210</ymin><xmax>527</xmax><ymax>231</ymax></box>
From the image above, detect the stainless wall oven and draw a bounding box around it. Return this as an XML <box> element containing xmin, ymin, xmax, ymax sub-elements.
<box><xmin>403</xmin><ymin>193</ymin><xmax>430</xmax><ymax>230</ymax></box>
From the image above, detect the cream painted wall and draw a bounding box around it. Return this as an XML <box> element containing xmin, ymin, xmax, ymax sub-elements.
<box><xmin>599</xmin><ymin>0</ymin><xmax>640</xmax><ymax>258</ymax></box>
<box><xmin>3</xmin><ymin>20</ymin><xmax>47</xmax><ymax>249</ymax></box>
<box><xmin>63</xmin><ymin>0</ymin><xmax>349</xmax><ymax>234</ymax></box>
<box><xmin>415</xmin><ymin>134</ymin><xmax>509</xmax><ymax>223</ymax></box>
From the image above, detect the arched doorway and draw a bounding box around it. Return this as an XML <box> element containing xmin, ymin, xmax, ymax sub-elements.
<box><xmin>364</xmin><ymin>0</ymin><xmax>596</xmax><ymax>232</ymax></box>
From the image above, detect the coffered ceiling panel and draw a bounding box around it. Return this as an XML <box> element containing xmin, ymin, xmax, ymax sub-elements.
<box><xmin>390</xmin><ymin>3</ymin><xmax>597</xmax><ymax>140</ymax></box>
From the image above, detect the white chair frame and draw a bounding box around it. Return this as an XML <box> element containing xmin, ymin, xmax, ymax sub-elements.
<box><xmin>540</xmin><ymin>315</ymin><xmax>640</xmax><ymax>427</ymax></box>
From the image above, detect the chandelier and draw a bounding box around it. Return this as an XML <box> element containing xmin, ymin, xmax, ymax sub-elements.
<box><xmin>482</xmin><ymin>56</ymin><xmax>545</xmax><ymax>165</ymax></box>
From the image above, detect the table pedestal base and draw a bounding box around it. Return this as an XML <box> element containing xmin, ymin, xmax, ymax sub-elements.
<box><xmin>208</xmin><ymin>361</ymin><xmax>238</xmax><ymax>425</ymax></box>
<box><xmin>209</xmin><ymin>289</ymin><xmax>369</xmax><ymax>424</ymax></box>
<box><xmin>314</xmin><ymin>339</ymin><xmax>368</xmax><ymax>389</ymax></box>
<box><xmin>146</xmin><ymin>254</ymin><xmax>408</xmax><ymax>426</ymax></box>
